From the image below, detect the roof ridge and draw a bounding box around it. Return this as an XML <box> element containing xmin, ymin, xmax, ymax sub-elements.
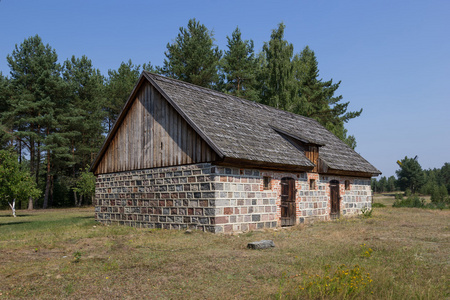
<box><xmin>144</xmin><ymin>71</ymin><xmax>320</xmax><ymax>124</ymax></box>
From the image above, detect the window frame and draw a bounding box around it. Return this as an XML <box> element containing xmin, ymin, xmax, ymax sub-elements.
<box><xmin>263</xmin><ymin>176</ymin><xmax>272</xmax><ymax>190</ymax></box>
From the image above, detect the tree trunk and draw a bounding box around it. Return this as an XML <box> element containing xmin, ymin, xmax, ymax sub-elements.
<box><xmin>28</xmin><ymin>136</ymin><xmax>35</xmax><ymax>210</ymax></box>
<box><xmin>9</xmin><ymin>199</ymin><xmax>16</xmax><ymax>217</ymax></box>
<box><xmin>36</xmin><ymin>140</ymin><xmax>41</xmax><ymax>186</ymax></box>
<box><xmin>49</xmin><ymin>175</ymin><xmax>54</xmax><ymax>207</ymax></box>
<box><xmin>43</xmin><ymin>150</ymin><xmax>51</xmax><ymax>209</ymax></box>
<box><xmin>18</xmin><ymin>139</ymin><xmax>22</xmax><ymax>165</ymax></box>
<box><xmin>78</xmin><ymin>194</ymin><xmax>83</xmax><ymax>207</ymax></box>
<box><xmin>28</xmin><ymin>196</ymin><xmax>34</xmax><ymax>210</ymax></box>
<box><xmin>73</xmin><ymin>190</ymin><xmax>78</xmax><ymax>207</ymax></box>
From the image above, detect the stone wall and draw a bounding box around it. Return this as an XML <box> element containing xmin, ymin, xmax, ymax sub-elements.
<box><xmin>211</xmin><ymin>166</ymin><xmax>278</xmax><ymax>233</ymax></box>
<box><xmin>95</xmin><ymin>163</ymin><xmax>373</xmax><ymax>233</ymax></box>
<box><xmin>95</xmin><ymin>163</ymin><xmax>217</xmax><ymax>232</ymax></box>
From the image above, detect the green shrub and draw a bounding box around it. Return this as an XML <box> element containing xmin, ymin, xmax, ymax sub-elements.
<box><xmin>372</xmin><ymin>203</ymin><xmax>386</xmax><ymax>208</ymax></box>
<box><xmin>393</xmin><ymin>193</ymin><xmax>425</xmax><ymax>208</ymax></box>
<box><xmin>424</xmin><ymin>202</ymin><xmax>449</xmax><ymax>210</ymax></box>
<box><xmin>278</xmin><ymin>264</ymin><xmax>373</xmax><ymax>299</ymax></box>
<box><xmin>361</xmin><ymin>207</ymin><xmax>373</xmax><ymax>218</ymax></box>
<box><xmin>431</xmin><ymin>184</ymin><xmax>449</xmax><ymax>203</ymax></box>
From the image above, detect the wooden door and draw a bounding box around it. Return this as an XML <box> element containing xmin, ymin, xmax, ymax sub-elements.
<box><xmin>330</xmin><ymin>180</ymin><xmax>340</xmax><ymax>219</ymax></box>
<box><xmin>281</xmin><ymin>177</ymin><xmax>296</xmax><ymax>226</ymax></box>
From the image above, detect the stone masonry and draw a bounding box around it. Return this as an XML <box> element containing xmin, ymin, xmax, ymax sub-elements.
<box><xmin>95</xmin><ymin>163</ymin><xmax>373</xmax><ymax>233</ymax></box>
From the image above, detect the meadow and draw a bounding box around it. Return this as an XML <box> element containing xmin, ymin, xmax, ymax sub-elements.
<box><xmin>0</xmin><ymin>197</ymin><xmax>448</xmax><ymax>299</ymax></box>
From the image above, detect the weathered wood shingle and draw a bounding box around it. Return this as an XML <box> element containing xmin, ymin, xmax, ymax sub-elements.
<box><xmin>144</xmin><ymin>72</ymin><xmax>380</xmax><ymax>176</ymax></box>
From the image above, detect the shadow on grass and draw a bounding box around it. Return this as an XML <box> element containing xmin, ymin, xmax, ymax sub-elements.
<box><xmin>0</xmin><ymin>214</ymin><xmax>32</xmax><ymax>218</ymax></box>
<box><xmin>0</xmin><ymin>221</ymin><xmax>32</xmax><ymax>226</ymax></box>
<box><xmin>73</xmin><ymin>216</ymin><xmax>94</xmax><ymax>219</ymax></box>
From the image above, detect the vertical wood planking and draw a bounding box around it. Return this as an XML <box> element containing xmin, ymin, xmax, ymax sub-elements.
<box><xmin>153</xmin><ymin>87</ymin><xmax>161</xmax><ymax>168</ymax></box>
<box><xmin>144</xmin><ymin>83</ymin><xmax>150</xmax><ymax>169</ymax></box>
<box><xmin>95</xmin><ymin>82</ymin><xmax>219</xmax><ymax>174</ymax></box>
<box><xmin>186</xmin><ymin>119</ymin><xmax>192</xmax><ymax>164</ymax></box>
<box><xmin>168</xmin><ymin>104</ymin><xmax>173</xmax><ymax>166</ymax></box>
<box><xmin>149</xmin><ymin>84</ymin><xmax>154</xmax><ymax>169</ymax></box>
<box><xmin>180</xmin><ymin>116</ymin><xmax>185</xmax><ymax>165</ymax></box>
<box><xmin>177</xmin><ymin>113</ymin><xmax>182</xmax><ymax>165</ymax></box>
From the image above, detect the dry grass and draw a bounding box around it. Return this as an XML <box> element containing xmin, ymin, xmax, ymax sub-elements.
<box><xmin>373</xmin><ymin>192</ymin><xmax>432</xmax><ymax>207</ymax></box>
<box><xmin>0</xmin><ymin>207</ymin><xmax>449</xmax><ymax>299</ymax></box>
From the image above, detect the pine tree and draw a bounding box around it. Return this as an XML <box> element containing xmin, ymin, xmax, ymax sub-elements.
<box><xmin>5</xmin><ymin>35</ymin><xmax>65</xmax><ymax>209</ymax></box>
<box><xmin>292</xmin><ymin>46</ymin><xmax>362</xmax><ymax>149</ymax></box>
<box><xmin>62</xmin><ymin>55</ymin><xmax>106</xmax><ymax>204</ymax></box>
<box><xmin>63</xmin><ymin>55</ymin><xmax>105</xmax><ymax>168</ymax></box>
<box><xmin>0</xmin><ymin>73</ymin><xmax>13</xmax><ymax>149</ymax></box>
<box><xmin>260</xmin><ymin>23</ymin><xmax>295</xmax><ymax>110</ymax></box>
<box><xmin>221</xmin><ymin>27</ymin><xmax>258</xmax><ymax>101</ymax></box>
<box><xmin>158</xmin><ymin>19</ymin><xmax>222</xmax><ymax>89</ymax></box>
<box><xmin>104</xmin><ymin>60</ymin><xmax>141</xmax><ymax>131</ymax></box>
<box><xmin>396</xmin><ymin>156</ymin><xmax>425</xmax><ymax>193</ymax></box>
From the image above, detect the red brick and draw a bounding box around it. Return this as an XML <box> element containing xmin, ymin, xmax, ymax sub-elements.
<box><xmin>215</xmin><ymin>216</ymin><xmax>229</xmax><ymax>224</ymax></box>
<box><xmin>224</xmin><ymin>207</ymin><xmax>233</xmax><ymax>215</ymax></box>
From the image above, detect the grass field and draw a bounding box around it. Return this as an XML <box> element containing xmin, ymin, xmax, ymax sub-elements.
<box><xmin>372</xmin><ymin>192</ymin><xmax>432</xmax><ymax>207</ymax></box>
<box><xmin>0</xmin><ymin>207</ymin><xmax>448</xmax><ymax>299</ymax></box>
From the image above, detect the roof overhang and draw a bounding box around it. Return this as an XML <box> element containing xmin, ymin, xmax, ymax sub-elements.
<box><xmin>215</xmin><ymin>157</ymin><xmax>314</xmax><ymax>173</ymax></box>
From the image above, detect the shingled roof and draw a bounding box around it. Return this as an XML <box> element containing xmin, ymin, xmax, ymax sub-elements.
<box><xmin>142</xmin><ymin>72</ymin><xmax>380</xmax><ymax>176</ymax></box>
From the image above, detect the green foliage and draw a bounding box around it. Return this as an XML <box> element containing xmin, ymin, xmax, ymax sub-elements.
<box><xmin>63</xmin><ymin>55</ymin><xmax>106</xmax><ymax>170</ymax></box>
<box><xmin>221</xmin><ymin>27</ymin><xmax>259</xmax><ymax>101</ymax></box>
<box><xmin>392</xmin><ymin>193</ymin><xmax>425</xmax><ymax>208</ymax></box>
<box><xmin>278</xmin><ymin>264</ymin><xmax>373</xmax><ymax>299</ymax></box>
<box><xmin>395</xmin><ymin>156</ymin><xmax>425</xmax><ymax>193</ymax></box>
<box><xmin>360</xmin><ymin>206</ymin><xmax>373</xmax><ymax>218</ymax></box>
<box><xmin>0</xmin><ymin>150</ymin><xmax>41</xmax><ymax>208</ymax></box>
<box><xmin>0</xmin><ymin>73</ymin><xmax>13</xmax><ymax>149</ymax></box>
<box><xmin>73</xmin><ymin>166</ymin><xmax>96</xmax><ymax>206</ymax></box>
<box><xmin>159</xmin><ymin>18</ymin><xmax>222</xmax><ymax>89</ymax></box>
<box><xmin>4</xmin><ymin>35</ymin><xmax>69</xmax><ymax>208</ymax></box>
<box><xmin>372</xmin><ymin>203</ymin><xmax>386</xmax><ymax>208</ymax></box>
<box><xmin>430</xmin><ymin>184</ymin><xmax>449</xmax><ymax>203</ymax></box>
<box><xmin>73</xmin><ymin>251</ymin><xmax>82</xmax><ymax>263</ymax></box>
<box><xmin>256</xmin><ymin>24</ymin><xmax>361</xmax><ymax>148</ymax></box>
<box><xmin>259</xmin><ymin>23</ymin><xmax>295</xmax><ymax>111</ymax></box>
<box><xmin>104</xmin><ymin>60</ymin><xmax>141</xmax><ymax>131</ymax></box>
<box><xmin>372</xmin><ymin>175</ymin><xmax>398</xmax><ymax>193</ymax></box>
<box><xmin>292</xmin><ymin>46</ymin><xmax>362</xmax><ymax>149</ymax></box>
<box><xmin>359</xmin><ymin>243</ymin><xmax>373</xmax><ymax>258</ymax></box>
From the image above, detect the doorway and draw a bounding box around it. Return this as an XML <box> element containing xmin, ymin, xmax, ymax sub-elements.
<box><xmin>281</xmin><ymin>177</ymin><xmax>296</xmax><ymax>226</ymax></box>
<box><xmin>330</xmin><ymin>180</ymin><xmax>340</xmax><ymax>219</ymax></box>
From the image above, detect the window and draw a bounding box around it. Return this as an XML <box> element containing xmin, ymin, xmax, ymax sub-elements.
<box><xmin>309</xmin><ymin>179</ymin><xmax>316</xmax><ymax>190</ymax></box>
<box><xmin>345</xmin><ymin>180</ymin><xmax>350</xmax><ymax>190</ymax></box>
<box><xmin>263</xmin><ymin>176</ymin><xmax>272</xmax><ymax>190</ymax></box>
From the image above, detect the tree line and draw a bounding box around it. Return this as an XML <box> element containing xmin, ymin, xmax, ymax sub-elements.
<box><xmin>0</xmin><ymin>19</ymin><xmax>362</xmax><ymax>210</ymax></box>
<box><xmin>372</xmin><ymin>156</ymin><xmax>449</xmax><ymax>203</ymax></box>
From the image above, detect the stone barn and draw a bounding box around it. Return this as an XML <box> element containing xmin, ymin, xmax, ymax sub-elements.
<box><xmin>91</xmin><ymin>72</ymin><xmax>381</xmax><ymax>233</ymax></box>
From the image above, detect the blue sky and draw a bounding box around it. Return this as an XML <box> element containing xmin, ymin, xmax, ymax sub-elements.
<box><xmin>1</xmin><ymin>0</ymin><xmax>449</xmax><ymax>177</ymax></box>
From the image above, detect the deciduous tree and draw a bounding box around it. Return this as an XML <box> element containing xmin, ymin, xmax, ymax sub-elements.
<box><xmin>0</xmin><ymin>150</ymin><xmax>40</xmax><ymax>216</ymax></box>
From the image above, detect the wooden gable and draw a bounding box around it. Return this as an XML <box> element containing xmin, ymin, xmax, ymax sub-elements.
<box><xmin>94</xmin><ymin>81</ymin><xmax>219</xmax><ymax>175</ymax></box>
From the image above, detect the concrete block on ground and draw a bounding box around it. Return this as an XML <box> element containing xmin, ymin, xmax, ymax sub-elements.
<box><xmin>247</xmin><ymin>240</ymin><xmax>275</xmax><ymax>250</ymax></box>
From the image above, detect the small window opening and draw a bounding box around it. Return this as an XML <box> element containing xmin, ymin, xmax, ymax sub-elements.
<box><xmin>345</xmin><ymin>180</ymin><xmax>350</xmax><ymax>190</ymax></box>
<box><xmin>310</xmin><ymin>179</ymin><xmax>316</xmax><ymax>190</ymax></box>
<box><xmin>263</xmin><ymin>176</ymin><xmax>272</xmax><ymax>190</ymax></box>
